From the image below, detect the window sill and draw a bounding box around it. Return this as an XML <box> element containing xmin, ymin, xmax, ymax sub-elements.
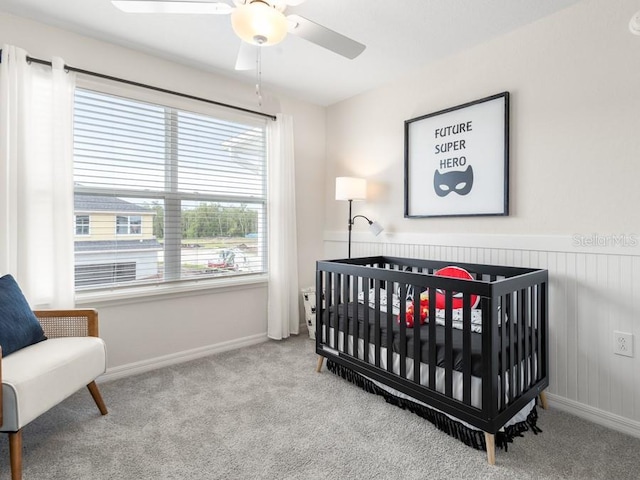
<box><xmin>75</xmin><ymin>274</ymin><xmax>268</xmax><ymax>307</ymax></box>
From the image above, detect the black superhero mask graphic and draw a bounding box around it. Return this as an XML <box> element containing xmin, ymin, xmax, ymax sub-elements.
<box><xmin>433</xmin><ymin>165</ymin><xmax>474</xmax><ymax>197</ymax></box>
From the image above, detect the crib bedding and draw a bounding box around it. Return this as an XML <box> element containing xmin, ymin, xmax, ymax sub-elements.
<box><xmin>357</xmin><ymin>288</ymin><xmax>486</xmax><ymax>332</ymax></box>
<box><xmin>325</xmin><ymin>302</ymin><xmax>534</xmax><ymax>378</ymax></box>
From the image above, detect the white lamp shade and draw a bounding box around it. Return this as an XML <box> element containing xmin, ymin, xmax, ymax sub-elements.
<box><xmin>231</xmin><ymin>2</ymin><xmax>288</xmax><ymax>46</ymax></box>
<box><xmin>335</xmin><ymin>177</ymin><xmax>367</xmax><ymax>201</ymax></box>
<box><xmin>369</xmin><ymin>221</ymin><xmax>384</xmax><ymax>236</ymax></box>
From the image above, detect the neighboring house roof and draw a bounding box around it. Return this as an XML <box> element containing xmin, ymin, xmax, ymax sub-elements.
<box><xmin>75</xmin><ymin>194</ymin><xmax>154</xmax><ymax>214</ymax></box>
<box><xmin>74</xmin><ymin>239</ymin><xmax>163</xmax><ymax>252</ymax></box>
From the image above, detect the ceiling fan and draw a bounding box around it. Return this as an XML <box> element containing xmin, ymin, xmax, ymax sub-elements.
<box><xmin>111</xmin><ymin>0</ymin><xmax>366</xmax><ymax>70</ymax></box>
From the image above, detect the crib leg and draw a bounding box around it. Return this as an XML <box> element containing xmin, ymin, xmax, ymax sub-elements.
<box><xmin>316</xmin><ymin>355</ymin><xmax>324</xmax><ymax>372</ymax></box>
<box><xmin>539</xmin><ymin>391</ymin><xmax>549</xmax><ymax>409</ymax></box>
<box><xmin>484</xmin><ymin>432</ymin><xmax>496</xmax><ymax>465</ymax></box>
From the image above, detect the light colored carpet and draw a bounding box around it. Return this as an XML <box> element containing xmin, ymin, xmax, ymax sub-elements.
<box><xmin>2</xmin><ymin>334</ymin><xmax>639</xmax><ymax>479</ymax></box>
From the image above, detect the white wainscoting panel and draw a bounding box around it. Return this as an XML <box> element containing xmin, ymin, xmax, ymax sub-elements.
<box><xmin>323</xmin><ymin>232</ymin><xmax>640</xmax><ymax>436</ymax></box>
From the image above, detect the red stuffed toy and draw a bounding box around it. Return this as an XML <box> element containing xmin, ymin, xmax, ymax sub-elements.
<box><xmin>401</xmin><ymin>293</ymin><xmax>429</xmax><ymax>327</ymax></box>
<box><xmin>434</xmin><ymin>266</ymin><xmax>479</xmax><ymax>309</ymax></box>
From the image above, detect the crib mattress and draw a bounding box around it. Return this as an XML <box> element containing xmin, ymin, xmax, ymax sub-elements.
<box><xmin>325</xmin><ymin>302</ymin><xmax>533</xmax><ymax>378</ymax></box>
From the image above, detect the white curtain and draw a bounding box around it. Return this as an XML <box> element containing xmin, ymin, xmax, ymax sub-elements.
<box><xmin>267</xmin><ymin>113</ymin><xmax>300</xmax><ymax>339</ymax></box>
<box><xmin>0</xmin><ymin>45</ymin><xmax>76</xmax><ymax>307</ymax></box>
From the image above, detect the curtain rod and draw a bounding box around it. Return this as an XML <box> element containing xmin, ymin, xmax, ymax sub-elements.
<box><xmin>0</xmin><ymin>49</ymin><xmax>277</xmax><ymax>121</ymax></box>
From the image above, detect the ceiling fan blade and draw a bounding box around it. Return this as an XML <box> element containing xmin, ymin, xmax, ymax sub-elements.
<box><xmin>286</xmin><ymin>14</ymin><xmax>365</xmax><ymax>59</ymax></box>
<box><xmin>235</xmin><ymin>42</ymin><xmax>258</xmax><ymax>71</ymax></box>
<box><xmin>111</xmin><ymin>1</ymin><xmax>233</xmax><ymax>14</ymax></box>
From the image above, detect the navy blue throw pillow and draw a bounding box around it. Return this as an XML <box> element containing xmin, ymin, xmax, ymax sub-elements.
<box><xmin>0</xmin><ymin>274</ymin><xmax>47</xmax><ymax>357</ymax></box>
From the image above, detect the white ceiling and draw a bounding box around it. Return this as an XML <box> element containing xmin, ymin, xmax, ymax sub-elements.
<box><xmin>0</xmin><ymin>0</ymin><xmax>584</xmax><ymax>106</ymax></box>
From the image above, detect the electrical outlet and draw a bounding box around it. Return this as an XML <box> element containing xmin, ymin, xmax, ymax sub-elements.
<box><xmin>614</xmin><ymin>331</ymin><xmax>633</xmax><ymax>357</ymax></box>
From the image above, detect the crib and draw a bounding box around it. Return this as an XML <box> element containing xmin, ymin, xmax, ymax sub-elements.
<box><xmin>314</xmin><ymin>256</ymin><xmax>549</xmax><ymax>464</ymax></box>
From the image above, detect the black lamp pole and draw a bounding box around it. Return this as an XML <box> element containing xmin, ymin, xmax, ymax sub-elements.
<box><xmin>347</xmin><ymin>199</ymin><xmax>353</xmax><ymax>258</ymax></box>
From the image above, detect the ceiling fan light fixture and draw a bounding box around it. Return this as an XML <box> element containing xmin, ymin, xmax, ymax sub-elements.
<box><xmin>231</xmin><ymin>1</ymin><xmax>288</xmax><ymax>46</ymax></box>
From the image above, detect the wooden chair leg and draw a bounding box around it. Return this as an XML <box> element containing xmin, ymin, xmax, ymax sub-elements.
<box><xmin>9</xmin><ymin>430</ymin><xmax>23</xmax><ymax>480</ymax></box>
<box><xmin>316</xmin><ymin>355</ymin><xmax>324</xmax><ymax>372</ymax></box>
<box><xmin>484</xmin><ymin>432</ymin><xmax>496</xmax><ymax>466</ymax></box>
<box><xmin>539</xmin><ymin>391</ymin><xmax>549</xmax><ymax>410</ymax></box>
<box><xmin>87</xmin><ymin>381</ymin><xmax>108</xmax><ymax>415</ymax></box>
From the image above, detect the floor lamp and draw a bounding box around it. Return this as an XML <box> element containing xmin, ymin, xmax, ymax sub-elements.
<box><xmin>335</xmin><ymin>177</ymin><xmax>384</xmax><ymax>258</ymax></box>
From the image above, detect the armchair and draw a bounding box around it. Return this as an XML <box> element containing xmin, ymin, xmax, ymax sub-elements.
<box><xmin>1</xmin><ymin>309</ymin><xmax>107</xmax><ymax>480</ymax></box>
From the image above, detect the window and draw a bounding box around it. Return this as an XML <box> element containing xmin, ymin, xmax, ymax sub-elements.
<box><xmin>116</xmin><ymin>215</ymin><xmax>142</xmax><ymax>235</ymax></box>
<box><xmin>75</xmin><ymin>215</ymin><xmax>90</xmax><ymax>235</ymax></box>
<box><xmin>73</xmin><ymin>88</ymin><xmax>268</xmax><ymax>292</ymax></box>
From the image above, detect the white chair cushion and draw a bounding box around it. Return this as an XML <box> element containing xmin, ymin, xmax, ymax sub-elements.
<box><xmin>1</xmin><ymin>337</ymin><xmax>106</xmax><ymax>432</ymax></box>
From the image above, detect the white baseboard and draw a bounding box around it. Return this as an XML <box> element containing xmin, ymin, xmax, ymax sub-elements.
<box><xmin>546</xmin><ymin>393</ymin><xmax>640</xmax><ymax>439</ymax></box>
<box><xmin>99</xmin><ymin>333</ymin><xmax>268</xmax><ymax>382</ymax></box>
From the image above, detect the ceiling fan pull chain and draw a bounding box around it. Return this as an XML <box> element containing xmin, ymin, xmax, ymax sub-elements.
<box><xmin>255</xmin><ymin>46</ymin><xmax>263</xmax><ymax>107</ymax></box>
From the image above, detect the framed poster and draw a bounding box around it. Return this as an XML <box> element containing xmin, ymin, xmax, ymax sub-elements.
<box><xmin>404</xmin><ymin>92</ymin><xmax>509</xmax><ymax>218</ymax></box>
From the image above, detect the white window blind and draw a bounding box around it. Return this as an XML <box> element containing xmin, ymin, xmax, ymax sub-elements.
<box><xmin>73</xmin><ymin>88</ymin><xmax>268</xmax><ymax>292</ymax></box>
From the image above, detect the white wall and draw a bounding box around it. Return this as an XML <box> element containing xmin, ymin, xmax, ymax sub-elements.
<box><xmin>325</xmin><ymin>0</ymin><xmax>640</xmax><ymax>436</ymax></box>
<box><xmin>0</xmin><ymin>12</ymin><xmax>326</xmax><ymax>372</ymax></box>
<box><xmin>327</xmin><ymin>0</ymin><xmax>640</xmax><ymax>235</ymax></box>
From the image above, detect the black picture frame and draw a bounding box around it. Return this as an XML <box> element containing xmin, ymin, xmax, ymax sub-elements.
<box><xmin>404</xmin><ymin>92</ymin><xmax>509</xmax><ymax>218</ymax></box>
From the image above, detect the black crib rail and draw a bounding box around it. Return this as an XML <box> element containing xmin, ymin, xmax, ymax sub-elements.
<box><xmin>315</xmin><ymin>255</ymin><xmax>549</xmax><ymax>434</ymax></box>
